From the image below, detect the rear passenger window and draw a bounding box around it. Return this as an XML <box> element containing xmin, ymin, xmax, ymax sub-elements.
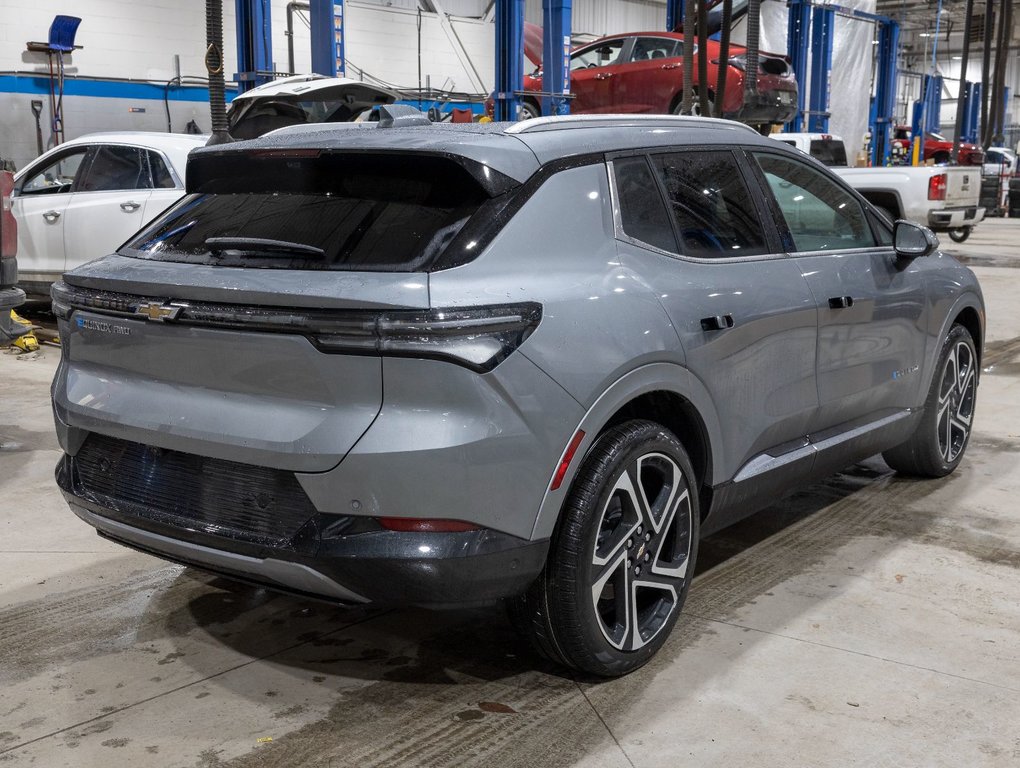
<box><xmin>613</xmin><ymin>156</ymin><xmax>678</xmax><ymax>253</ymax></box>
<box><xmin>80</xmin><ymin>146</ymin><xmax>150</xmax><ymax>192</ymax></box>
<box><xmin>650</xmin><ymin>151</ymin><xmax>769</xmax><ymax>258</ymax></box>
<box><xmin>754</xmin><ymin>153</ymin><xmax>876</xmax><ymax>252</ymax></box>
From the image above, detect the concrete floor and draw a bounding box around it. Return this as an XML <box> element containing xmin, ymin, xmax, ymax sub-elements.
<box><xmin>2</xmin><ymin>220</ymin><xmax>1020</xmax><ymax>767</ymax></box>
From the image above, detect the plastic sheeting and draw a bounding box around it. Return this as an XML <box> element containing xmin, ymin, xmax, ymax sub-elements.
<box><xmin>756</xmin><ymin>0</ymin><xmax>877</xmax><ymax>163</ymax></box>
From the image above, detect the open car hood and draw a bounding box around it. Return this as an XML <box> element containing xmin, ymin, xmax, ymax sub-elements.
<box><xmin>227</xmin><ymin>75</ymin><xmax>401</xmax><ymax>140</ymax></box>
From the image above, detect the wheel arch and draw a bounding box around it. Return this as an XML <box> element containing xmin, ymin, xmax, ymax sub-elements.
<box><xmin>953</xmin><ymin>304</ymin><xmax>983</xmax><ymax>366</ymax></box>
<box><xmin>530</xmin><ymin>362</ymin><xmax>722</xmax><ymax>540</ymax></box>
<box><xmin>920</xmin><ymin>292</ymin><xmax>985</xmax><ymax>400</ymax></box>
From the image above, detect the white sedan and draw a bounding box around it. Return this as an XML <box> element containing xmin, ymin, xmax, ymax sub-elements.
<box><xmin>10</xmin><ymin>132</ymin><xmax>206</xmax><ymax>297</ymax></box>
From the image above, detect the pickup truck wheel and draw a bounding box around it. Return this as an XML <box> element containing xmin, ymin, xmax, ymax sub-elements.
<box><xmin>883</xmin><ymin>324</ymin><xmax>978</xmax><ymax>477</ymax></box>
<box><xmin>508</xmin><ymin>420</ymin><xmax>699</xmax><ymax>677</ymax></box>
<box><xmin>948</xmin><ymin>226</ymin><xmax>971</xmax><ymax>243</ymax></box>
<box><xmin>874</xmin><ymin>205</ymin><xmax>896</xmax><ymax>224</ymax></box>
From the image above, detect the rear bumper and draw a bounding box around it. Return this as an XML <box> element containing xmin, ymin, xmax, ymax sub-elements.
<box><xmin>727</xmin><ymin>88</ymin><xmax>798</xmax><ymax>125</ymax></box>
<box><xmin>56</xmin><ymin>454</ymin><xmax>548</xmax><ymax>607</ymax></box>
<box><xmin>928</xmin><ymin>206</ymin><xmax>986</xmax><ymax>230</ymax></box>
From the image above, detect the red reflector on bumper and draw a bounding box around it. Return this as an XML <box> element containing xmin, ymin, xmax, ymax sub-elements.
<box><xmin>378</xmin><ymin>517</ymin><xmax>479</xmax><ymax>533</ymax></box>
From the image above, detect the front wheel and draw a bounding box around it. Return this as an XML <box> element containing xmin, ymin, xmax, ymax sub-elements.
<box><xmin>948</xmin><ymin>226</ymin><xmax>972</xmax><ymax>243</ymax></box>
<box><xmin>883</xmin><ymin>324</ymin><xmax>978</xmax><ymax>477</ymax></box>
<box><xmin>509</xmin><ymin>420</ymin><xmax>699</xmax><ymax>677</ymax></box>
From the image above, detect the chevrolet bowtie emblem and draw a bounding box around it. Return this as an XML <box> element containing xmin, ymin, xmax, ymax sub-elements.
<box><xmin>135</xmin><ymin>302</ymin><xmax>184</xmax><ymax>322</ymax></box>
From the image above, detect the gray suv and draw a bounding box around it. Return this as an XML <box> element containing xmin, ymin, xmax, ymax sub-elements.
<box><xmin>51</xmin><ymin>112</ymin><xmax>984</xmax><ymax>677</ymax></box>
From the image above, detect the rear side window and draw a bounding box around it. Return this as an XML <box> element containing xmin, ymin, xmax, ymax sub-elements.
<box><xmin>809</xmin><ymin>140</ymin><xmax>848</xmax><ymax>167</ymax></box>
<box><xmin>80</xmin><ymin>145</ymin><xmax>151</xmax><ymax>191</ymax></box>
<box><xmin>613</xmin><ymin>156</ymin><xmax>678</xmax><ymax>253</ymax></box>
<box><xmin>754</xmin><ymin>153</ymin><xmax>876</xmax><ymax>252</ymax></box>
<box><xmin>124</xmin><ymin>152</ymin><xmax>492</xmax><ymax>272</ymax></box>
<box><xmin>650</xmin><ymin>151</ymin><xmax>769</xmax><ymax>258</ymax></box>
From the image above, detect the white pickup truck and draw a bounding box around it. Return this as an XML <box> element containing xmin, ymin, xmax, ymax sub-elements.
<box><xmin>773</xmin><ymin>133</ymin><xmax>985</xmax><ymax>243</ymax></box>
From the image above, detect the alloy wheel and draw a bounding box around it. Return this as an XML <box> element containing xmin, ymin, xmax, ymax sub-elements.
<box><xmin>936</xmin><ymin>339</ymin><xmax>976</xmax><ymax>463</ymax></box>
<box><xmin>590</xmin><ymin>452</ymin><xmax>693</xmax><ymax>652</ymax></box>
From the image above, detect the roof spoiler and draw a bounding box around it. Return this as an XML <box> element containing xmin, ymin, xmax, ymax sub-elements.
<box><xmin>377</xmin><ymin>105</ymin><xmax>433</xmax><ymax>129</ymax></box>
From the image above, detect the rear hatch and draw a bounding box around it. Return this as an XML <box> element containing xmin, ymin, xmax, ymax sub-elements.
<box><xmin>227</xmin><ymin>76</ymin><xmax>400</xmax><ymax>140</ymax></box>
<box><xmin>53</xmin><ymin>147</ymin><xmax>509</xmax><ymax>472</ymax></box>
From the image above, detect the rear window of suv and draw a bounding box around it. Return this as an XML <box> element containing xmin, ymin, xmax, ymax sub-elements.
<box><xmin>123</xmin><ymin>152</ymin><xmax>494</xmax><ymax>272</ymax></box>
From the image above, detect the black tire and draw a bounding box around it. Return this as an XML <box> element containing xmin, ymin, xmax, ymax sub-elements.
<box><xmin>948</xmin><ymin>226</ymin><xmax>971</xmax><ymax>243</ymax></box>
<box><xmin>874</xmin><ymin>205</ymin><xmax>896</xmax><ymax>225</ymax></box>
<box><xmin>671</xmin><ymin>93</ymin><xmax>714</xmax><ymax>117</ymax></box>
<box><xmin>518</xmin><ymin>100</ymin><xmax>540</xmax><ymax>121</ymax></box>
<box><xmin>509</xmin><ymin>420</ymin><xmax>700</xmax><ymax>677</ymax></box>
<box><xmin>883</xmin><ymin>324</ymin><xmax>978</xmax><ymax>477</ymax></box>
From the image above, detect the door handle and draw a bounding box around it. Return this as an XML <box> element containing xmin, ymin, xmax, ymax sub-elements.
<box><xmin>700</xmin><ymin>314</ymin><xmax>735</xmax><ymax>331</ymax></box>
<box><xmin>43</xmin><ymin>210</ymin><xmax>61</xmax><ymax>222</ymax></box>
<box><xmin>594</xmin><ymin>72</ymin><xmax>615</xmax><ymax>80</ymax></box>
<box><xmin>660</xmin><ymin>63</ymin><xmax>682</xmax><ymax>70</ymax></box>
<box><xmin>828</xmin><ymin>296</ymin><xmax>855</xmax><ymax>309</ymax></box>
<box><xmin>120</xmin><ymin>201</ymin><xmax>142</xmax><ymax>212</ymax></box>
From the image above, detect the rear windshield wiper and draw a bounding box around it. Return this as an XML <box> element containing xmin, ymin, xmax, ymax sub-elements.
<box><xmin>204</xmin><ymin>237</ymin><xmax>325</xmax><ymax>259</ymax></box>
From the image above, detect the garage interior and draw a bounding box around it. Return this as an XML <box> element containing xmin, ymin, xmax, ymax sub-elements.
<box><xmin>2</xmin><ymin>0</ymin><xmax>1020</xmax><ymax>766</ymax></box>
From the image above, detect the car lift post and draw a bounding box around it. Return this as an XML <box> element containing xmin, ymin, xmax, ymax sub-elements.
<box><xmin>964</xmin><ymin>82</ymin><xmax>981</xmax><ymax>143</ymax></box>
<box><xmin>666</xmin><ymin>0</ymin><xmax>684</xmax><ymax>32</ymax></box>
<box><xmin>786</xmin><ymin>0</ymin><xmax>812</xmax><ymax>132</ymax></box>
<box><xmin>235</xmin><ymin>0</ymin><xmax>274</xmax><ymax>92</ymax></box>
<box><xmin>807</xmin><ymin>4</ymin><xmax>833</xmax><ymax>132</ymax></box>
<box><xmin>541</xmin><ymin>0</ymin><xmax>572</xmax><ymax>116</ymax></box>
<box><xmin>494</xmin><ymin>0</ymin><xmax>524</xmax><ymax>121</ymax></box>
<box><xmin>310</xmin><ymin>0</ymin><xmax>346</xmax><ymax>77</ymax></box>
<box><xmin>870</xmin><ymin>17</ymin><xmax>899</xmax><ymax>166</ymax></box>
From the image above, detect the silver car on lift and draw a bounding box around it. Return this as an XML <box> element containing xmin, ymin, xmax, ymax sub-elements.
<box><xmin>51</xmin><ymin>111</ymin><xmax>984</xmax><ymax>677</ymax></box>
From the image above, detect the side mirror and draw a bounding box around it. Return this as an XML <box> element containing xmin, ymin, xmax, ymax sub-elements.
<box><xmin>893</xmin><ymin>220</ymin><xmax>939</xmax><ymax>259</ymax></box>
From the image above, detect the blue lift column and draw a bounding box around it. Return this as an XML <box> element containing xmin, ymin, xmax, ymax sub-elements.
<box><xmin>965</xmin><ymin>82</ymin><xmax>980</xmax><ymax>143</ymax></box>
<box><xmin>494</xmin><ymin>0</ymin><xmax>524</xmax><ymax>121</ymax></box>
<box><xmin>235</xmin><ymin>0</ymin><xmax>273</xmax><ymax>92</ymax></box>
<box><xmin>310</xmin><ymin>0</ymin><xmax>346</xmax><ymax>77</ymax></box>
<box><xmin>542</xmin><ymin>0</ymin><xmax>572</xmax><ymax>116</ymax></box>
<box><xmin>870</xmin><ymin>19</ymin><xmax>899</xmax><ymax>166</ymax></box>
<box><xmin>807</xmin><ymin>5</ymin><xmax>834</xmax><ymax>132</ymax></box>
<box><xmin>786</xmin><ymin>0</ymin><xmax>812</xmax><ymax>132</ymax></box>
<box><xmin>666</xmin><ymin>0</ymin><xmax>685</xmax><ymax>32</ymax></box>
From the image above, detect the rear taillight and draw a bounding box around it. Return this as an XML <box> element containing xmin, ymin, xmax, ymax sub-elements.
<box><xmin>51</xmin><ymin>281</ymin><xmax>542</xmax><ymax>373</ymax></box>
<box><xmin>310</xmin><ymin>303</ymin><xmax>542</xmax><ymax>372</ymax></box>
<box><xmin>928</xmin><ymin>173</ymin><xmax>947</xmax><ymax>201</ymax></box>
<box><xmin>1</xmin><ymin>171</ymin><xmax>16</xmax><ymax>259</ymax></box>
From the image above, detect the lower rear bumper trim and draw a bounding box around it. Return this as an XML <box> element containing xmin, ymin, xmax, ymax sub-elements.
<box><xmin>71</xmin><ymin>504</ymin><xmax>370</xmax><ymax>603</ymax></box>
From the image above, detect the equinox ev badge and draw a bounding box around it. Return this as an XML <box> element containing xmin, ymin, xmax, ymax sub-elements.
<box><xmin>76</xmin><ymin>317</ymin><xmax>131</xmax><ymax>335</ymax></box>
<box><xmin>135</xmin><ymin>302</ymin><xmax>184</xmax><ymax>322</ymax></box>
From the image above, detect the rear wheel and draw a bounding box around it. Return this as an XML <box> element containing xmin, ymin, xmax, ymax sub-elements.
<box><xmin>874</xmin><ymin>205</ymin><xmax>896</xmax><ymax>224</ymax></box>
<box><xmin>671</xmin><ymin>93</ymin><xmax>714</xmax><ymax>117</ymax></box>
<box><xmin>948</xmin><ymin>226</ymin><xmax>971</xmax><ymax>243</ymax></box>
<box><xmin>883</xmin><ymin>324</ymin><xmax>978</xmax><ymax>477</ymax></box>
<box><xmin>509</xmin><ymin>420</ymin><xmax>699</xmax><ymax>677</ymax></box>
<box><xmin>518</xmin><ymin>100</ymin><xmax>540</xmax><ymax>121</ymax></box>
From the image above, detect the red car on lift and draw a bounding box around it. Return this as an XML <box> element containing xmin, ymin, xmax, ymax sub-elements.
<box><xmin>891</xmin><ymin>126</ymin><xmax>985</xmax><ymax>165</ymax></box>
<box><xmin>492</xmin><ymin>29</ymin><xmax>798</xmax><ymax>128</ymax></box>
